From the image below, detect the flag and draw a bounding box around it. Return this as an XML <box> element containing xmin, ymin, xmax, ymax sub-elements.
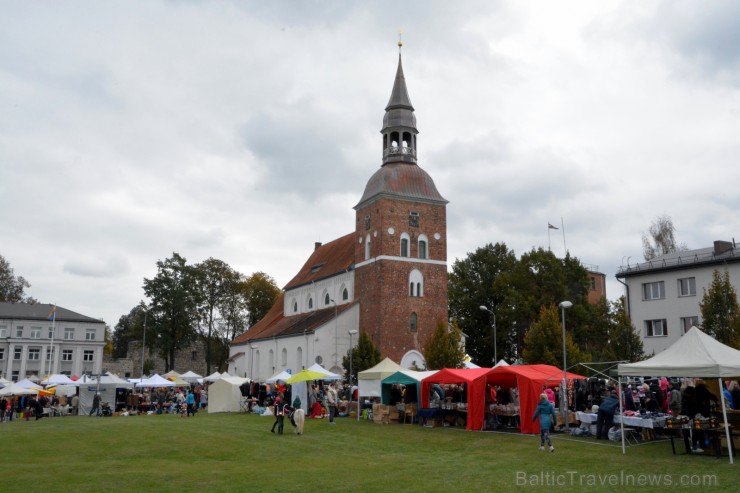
<box><xmin>47</xmin><ymin>305</ymin><xmax>56</xmax><ymax>321</ymax></box>
<box><xmin>548</xmin><ymin>223</ymin><xmax>559</xmax><ymax>230</ymax></box>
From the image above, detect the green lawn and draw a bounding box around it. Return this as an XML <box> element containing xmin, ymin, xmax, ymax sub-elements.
<box><xmin>1</xmin><ymin>413</ymin><xmax>735</xmax><ymax>492</ymax></box>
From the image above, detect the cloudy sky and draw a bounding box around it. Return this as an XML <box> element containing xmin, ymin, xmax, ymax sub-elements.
<box><xmin>2</xmin><ymin>1</ymin><xmax>739</xmax><ymax>328</ymax></box>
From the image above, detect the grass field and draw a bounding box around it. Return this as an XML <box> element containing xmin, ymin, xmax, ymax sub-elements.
<box><xmin>1</xmin><ymin>412</ymin><xmax>735</xmax><ymax>492</ymax></box>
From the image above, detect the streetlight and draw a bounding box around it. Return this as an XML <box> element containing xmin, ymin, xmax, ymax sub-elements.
<box><xmin>558</xmin><ymin>300</ymin><xmax>573</xmax><ymax>430</ymax></box>
<box><xmin>348</xmin><ymin>329</ymin><xmax>358</xmax><ymax>417</ymax></box>
<box><xmin>140</xmin><ymin>304</ymin><xmax>148</xmax><ymax>378</ymax></box>
<box><xmin>479</xmin><ymin>305</ymin><xmax>497</xmax><ymax>365</ymax></box>
<box><xmin>330</xmin><ymin>299</ymin><xmax>338</xmax><ymax>369</ymax></box>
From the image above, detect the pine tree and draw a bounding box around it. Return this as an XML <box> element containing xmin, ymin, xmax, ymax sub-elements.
<box><xmin>423</xmin><ymin>321</ymin><xmax>465</xmax><ymax>370</ymax></box>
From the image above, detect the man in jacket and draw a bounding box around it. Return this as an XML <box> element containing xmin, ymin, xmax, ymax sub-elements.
<box><xmin>596</xmin><ymin>390</ymin><xmax>619</xmax><ymax>440</ymax></box>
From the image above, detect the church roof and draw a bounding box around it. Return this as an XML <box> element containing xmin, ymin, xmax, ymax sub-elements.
<box><xmin>355</xmin><ymin>162</ymin><xmax>448</xmax><ymax>209</ymax></box>
<box><xmin>283</xmin><ymin>232</ymin><xmax>355</xmax><ymax>290</ymax></box>
<box><xmin>231</xmin><ymin>294</ymin><xmax>357</xmax><ymax>345</ymax></box>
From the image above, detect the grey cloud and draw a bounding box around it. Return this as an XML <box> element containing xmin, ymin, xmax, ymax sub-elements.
<box><xmin>63</xmin><ymin>254</ymin><xmax>131</xmax><ymax>278</ymax></box>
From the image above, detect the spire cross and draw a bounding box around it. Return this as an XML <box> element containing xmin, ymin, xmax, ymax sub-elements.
<box><xmin>398</xmin><ymin>30</ymin><xmax>403</xmax><ymax>52</ymax></box>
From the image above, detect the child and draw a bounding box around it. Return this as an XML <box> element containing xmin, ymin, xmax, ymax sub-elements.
<box><xmin>532</xmin><ymin>393</ymin><xmax>556</xmax><ymax>452</ymax></box>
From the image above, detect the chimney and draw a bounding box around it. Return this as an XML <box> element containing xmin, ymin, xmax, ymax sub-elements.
<box><xmin>315</xmin><ymin>242</ymin><xmax>322</xmax><ymax>251</ymax></box>
<box><xmin>714</xmin><ymin>240</ymin><xmax>733</xmax><ymax>255</ymax></box>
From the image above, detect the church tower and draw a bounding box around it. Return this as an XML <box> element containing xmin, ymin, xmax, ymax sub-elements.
<box><xmin>354</xmin><ymin>45</ymin><xmax>449</xmax><ymax>366</ymax></box>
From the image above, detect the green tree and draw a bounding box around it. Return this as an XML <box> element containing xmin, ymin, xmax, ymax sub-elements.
<box><xmin>606</xmin><ymin>296</ymin><xmax>646</xmax><ymax>362</ymax></box>
<box><xmin>219</xmin><ymin>275</ymin><xmax>249</xmax><ymax>342</ymax></box>
<box><xmin>243</xmin><ymin>272</ymin><xmax>280</xmax><ymax>328</ymax></box>
<box><xmin>0</xmin><ymin>254</ymin><xmax>35</xmax><ymax>303</ymax></box>
<box><xmin>193</xmin><ymin>258</ymin><xmax>238</xmax><ymax>374</ymax></box>
<box><xmin>522</xmin><ymin>304</ymin><xmax>586</xmax><ymax>369</ymax></box>
<box><xmin>112</xmin><ymin>303</ymin><xmax>147</xmax><ymax>359</ymax></box>
<box><xmin>699</xmin><ymin>269</ymin><xmax>740</xmax><ymax>349</ymax></box>
<box><xmin>342</xmin><ymin>330</ymin><xmax>381</xmax><ymax>385</ymax></box>
<box><xmin>143</xmin><ymin>253</ymin><xmax>200</xmax><ymax>371</ymax></box>
<box><xmin>641</xmin><ymin>214</ymin><xmax>687</xmax><ymax>261</ymax></box>
<box><xmin>423</xmin><ymin>321</ymin><xmax>465</xmax><ymax>370</ymax></box>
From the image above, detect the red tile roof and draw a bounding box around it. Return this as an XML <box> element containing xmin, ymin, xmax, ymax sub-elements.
<box><xmin>283</xmin><ymin>232</ymin><xmax>355</xmax><ymax>290</ymax></box>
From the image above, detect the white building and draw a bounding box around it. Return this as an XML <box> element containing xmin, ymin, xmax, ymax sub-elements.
<box><xmin>0</xmin><ymin>302</ymin><xmax>106</xmax><ymax>381</ymax></box>
<box><xmin>616</xmin><ymin>240</ymin><xmax>740</xmax><ymax>355</ymax></box>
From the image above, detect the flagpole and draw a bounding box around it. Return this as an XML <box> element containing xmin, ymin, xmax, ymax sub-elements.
<box><xmin>547</xmin><ymin>224</ymin><xmax>551</xmax><ymax>251</ymax></box>
<box><xmin>561</xmin><ymin>217</ymin><xmax>567</xmax><ymax>255</ymax></box>
<box><xmin>51</xmin><ymin>305</ymin><xmax>56</xmax><ymax>375</ymax></box>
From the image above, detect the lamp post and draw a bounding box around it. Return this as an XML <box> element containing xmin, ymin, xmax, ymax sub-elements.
<box><xmin>330</xmin><ymin>299</ymin><xmax>338</xmax><ymax>369</ymax></box>
<box><xmin>348</xmin><ymin>329</ymin><xmax>358</xmax><ymax>416</ymax></box>
<box><xmin>140</xmin><ymin>304</ymin><xmax>148</xmax><ymax>378</ymax></box>
<box><xmin>558</xmin><ymin>300</ymin><xmax>573</xmax><ymax>430</ymax></box>
<box><xmin>479</xmin><ymin>305</ymin><xmax>497</xmax><ymax>365</ymax></box>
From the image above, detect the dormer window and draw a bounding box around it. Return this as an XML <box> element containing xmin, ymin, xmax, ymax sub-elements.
<box><xmin>310</xmin><ymin>262</ymin><xmax>325</xmax><ymax>273</ymax></box>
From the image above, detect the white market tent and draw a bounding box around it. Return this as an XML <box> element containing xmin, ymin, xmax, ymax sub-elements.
<box><xmin>0</xmin><ymin>382</ymin><xmax>38</xmax><ymax>396</ymax></box>
<box><xmin>266</xmin><ymin>370</ymin><xmax>293</xmax><ymax>384</ymax></box>
<box><xmin>208</xmin><ymin>376</ymin><xmax>249</xmax><ymax>413</ymax></box>
<box><xmin>16</xmin><ymin>378</ymin><xmax>43</xmax><ymax>390</ymax></box>
<box><xmin>358</xmin><ymin>358</ymin><xmax>405</xmax><ymax>397</ymax></box>
<box><xmin>78</xmin><ymin>374</ymin><xmax>135</xmax><ymax>415</ymax></box>
<box><xmin>618</xmin><ymin>326</ymin><xmax>740</xmax><ymax>463</ymax></box>
<box><xmin>163</xmin><ymin>370</ymin><xmax>181</xmax><ymax>379</ymax></box>
<box><xmin>307</xmin><ymin>363</ymin><xmax>340</xmax><ymax>380</ymax></box>
<box><xmin>204</xmin><ymin>372</ymin><xmax>222</xmax><ymax>382</ymax></box>
<box><xmin>41</xmin><ymin>374</ymin><xmax>75</xmax><ymax>386</ymax></box>
<box><xmin>136</xmin><ymin>374</ymin><xmax>176</xmax><ymax>388</ymax></box>
<box><xmin>181</xmin><ymin>371</ymin><xmax>203</xmax><ymax>382</ymax></box>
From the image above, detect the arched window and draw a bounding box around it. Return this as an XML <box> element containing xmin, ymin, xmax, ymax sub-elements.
<box><xmin>400</xmin><ymin>232</ymin><xmax>410</xmax><ymax>257</ymax></box>
<box><xmin>296</xmin><ymin>347</ymin><xmax>303</xmax><ymax>370</ymax></box>
<box><xmin>365</xmin><ymin>234</ymin><xmax>371</xmax><ymax>260</ymax></box>
<box><xmin>410</xmin><ymin>312</ymin><xmax>417</xmax><ymax>332</ymax></box>
<box><xmin>292</xmin><ymin>299</ymin><xmax>298</xmax><ymax>313</ymax></box>
<box><xmin>324</xmin><ymin>293</ymin><xmax>331</xmax><ymax>306</ymax></box>
<box><xmin>342</xmin><ymin>287</ymin><xmax>349</xmax><ymax>301</ymax></box>
<box><xmin>308</xmin><ymin>297</ymin><xmax>313</xmax><ymax>310</ymax></box>
<box><xmin>418</xmin><ymin>234</ymin><xmax>428</xmax><ymax>259</ymax></box>
<box><xmin>281</xmin><ymin>348</ymin><xmax>287</xmax><ymax>366</ymax></box>
<box><xmin>409</xmin><ymin>269</ymin><xmax>424</xmax><ymax>297</ymax></box>
<box><xmin>268</xmin><ymin>349</ymin><xmax>275</xmax><ymax>372</ymax></box>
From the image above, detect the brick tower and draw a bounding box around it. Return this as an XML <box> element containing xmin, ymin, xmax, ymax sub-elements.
<box><xmin>353</xmin><ymin>46</ymin><xmax>449</xmax><ymax>365</ymax></box>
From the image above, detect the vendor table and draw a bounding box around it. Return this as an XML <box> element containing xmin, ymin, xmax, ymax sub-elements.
<box><xmin>575</xmin><ymin>412</ymin><xmax>666</xmax><ymax>429</ymax></box>
<box><xmin>419</xmin><ymin>408</ymin><xmax>465</xmax><ymax>427</ymax></box>
<box><xmin>490</xmin><ymin>409</ymin><xmax>520</xmax><ymax>429</ymax></box>
<box><xmin>669</xmin><ymin>427</ymin><xmax>735</xmax><ymax>458</ymax></box>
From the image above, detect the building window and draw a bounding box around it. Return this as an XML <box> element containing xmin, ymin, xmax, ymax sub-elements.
<box><xmin>342</xmin><ymin>288</ymin><xmax>349</xmax><ymax>301</ymax></box>
<box><xmin>83</xmin><ymin>350</ymin><xmax>94</xmax><ymax>362</ymax></box>
<box><xmin>192</xmin><ymin>351</ymin><xmax>198</xmax><ymax>361</ymax></box>
<box><xmin>325</xmin><ymin>293</ymin><xmax>331</xmax><ymax>306</ymax></box>
<box><xmin>308</xmin><ymin>297</ymin><xmax>313</xmax><ymax>310</ymax></box>
<box><xmin>590</xmin><ymin>277</ymin><xmax>596</xmax><ymax>290</ymax></box>
<box><xmin>365</xmin><ymin>234</ymin><xmax>371</xmax><ymax>260</ymax></box>
<box><xmin>64</xmin><ymin>328</ymin><xmax>74</xmax><ymax>340</ymax></box>
<box><xmin>11</xmin><ymin>371</ymin><xmax>19</xmax><ymax>382</ymax></box>
<box><xmin>410</xmin><ymin>312</ymin><xmax>417</xmax><ymax>332</ymax></box>
<box><xmin>48</xmin><ymin>327</ymin><xmax>54</xmax><ymax>339</ymax></box>
<box><xmin>642</xmin><ymin>281</ymin><xmax>665</xmax><ymax>300</ymax></box>
<box><xmin>409</xmin><ymin>269</ymin><xmax>424</xmax><ymax>297</ymax></box>
<box><xmin>30</xmin><ymin>328</ymin><xmax>41</xmax><ymax>339</ymax></box>
<box><xmin>62</xmin><ymin>349</ymin><xmax>73</xmax><ymax>362</ymax></box>
<box><xmin>400</xmin><ymin>234</ymin><xmax>410</xmax><ymax>257</ymax></box>
<box><xmin>418</xmin><ymin>235</ymin><xmax>428</xmax><ymax>260</ymax></box>
<box><xmin>0</xmin><ymin>348</ymin><xmax>4</xmax><ymax>360</ymax></box>
<box><xmin>281</xmin><ymin>348</ymin><xmax>287</xmax><ymax>366</ymax></box>
<box><xmin>28</xmin><ymin>348</ymin><xmax>41</xmax><ymax>361</ymax></box>
<box><xmin>14</xmin><ymin>347</ymin><xmax>22</xmax><ymax>360</ymax></box>
<box><xmin>645</xmin><ymin>319</ymin><xmax>667</xmax><ymax>337</ymax></box>
<box><xmin>86</xmin><ymin>329</ymin><xmax>96</xmax><ymax>341</ymax></box>
<box><xmin>680</xmin><ymin>316</ymin><xmax>699</xmax><ymax>334</ymax></box>
<box><xmin>292</xmin><ymin>300</ymin><xmax>298</xmax><ymax>313</ymax></box>
<box><xmin>46</xmin><ymin>347</ymin><xmax>54</xmax><ymax>361</ymax></box>
<box><xmin>365</xmin><ymin>214</ymin><xmax>371</xmax><ymax>230</ymax></box>
<box><xmin>16</xmin><ymin>327</ymin><xmax>23</xmax><ymax>338</ymax></box>
<box><xmin>678</xmin><ymin>277</ymin><xmax>696</xmax><ymax>297</ymax></box>
<box><xmin>0</xmin><ymin>326</ymin><xmax>6</xmax><ymax>338</ymax></box>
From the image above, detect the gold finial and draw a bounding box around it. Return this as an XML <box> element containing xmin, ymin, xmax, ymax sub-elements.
<box><xmin>398</xmin><ymin>30</ymin><xmax>403</xmax><ymax>52</ymax></box>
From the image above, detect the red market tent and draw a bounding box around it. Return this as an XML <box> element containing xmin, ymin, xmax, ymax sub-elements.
<box><xmin>486</xmin><ymin>364</ymin><xmax>586</xmax><ymax>434</ymax></box>
<box><xmin>420</xmin><ymin>367</ymin><xmax>494</xmax><ymax>431</ymax></box>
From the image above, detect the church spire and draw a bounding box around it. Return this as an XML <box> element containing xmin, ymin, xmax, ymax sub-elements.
<box><xmin>381</xmin><ymin>40</ymin><xmax>418</xmax><ymax>165</ymax></box>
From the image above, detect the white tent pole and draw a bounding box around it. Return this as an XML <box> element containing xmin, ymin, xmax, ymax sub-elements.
<box><xmin>718</xmin><ymin>378</ymin><xmax>734</xmax><ymax>464</ymax></box>
<box><xmin>619</xmin><ymin>376</ymin><xmax>626</xmax><ymax>454</ymax></box>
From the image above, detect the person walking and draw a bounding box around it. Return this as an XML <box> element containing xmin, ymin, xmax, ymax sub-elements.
<box><xmin>327</xmin><ymin>382</ymin><xmax>338</xmax><ymax>425</ymax></box>
<box><xmin>532</xmin><ymin>393</ymin><xmax>556</xmax><ymax>452</ymax></box>
<box><xmin>89</xmin><ymin>393</ymin><xmax>101</xmax><ymax>417</ymax></box>
<box><xmin>186</xmin><ymin>389</ymin><xmax>196</xmax><ymax>417</ymax></box>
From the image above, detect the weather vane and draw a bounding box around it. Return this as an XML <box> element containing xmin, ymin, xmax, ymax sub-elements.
<box><xmin>398</xmin><ymin>29</ymin><xmax>403</xmax><ymax>52</ymax></box>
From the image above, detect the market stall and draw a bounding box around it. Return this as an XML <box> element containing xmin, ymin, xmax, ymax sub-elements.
<box><xmin>420</xmin><ymin>368</ymin><xmax>495</xmax><ymax>431</ymax></box>
<box><xmin>208</xmin><ymin>376</ymin><xmax>250</xmax><ymax>413</ymax></box>
<box><xmin>486</xmin><ymin>364</ymin><xmax>586</xmax><ymax>434</ymax></box>
<box><xmin>618</xmin><ymin>326</ymin><xmax>740</xmax><ymax>463</ymax></box>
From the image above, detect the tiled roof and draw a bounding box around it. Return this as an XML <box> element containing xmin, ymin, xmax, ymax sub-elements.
<box><xmin>0</xmin><ymin>302</ymin><xmax>104</xmax><ymax>324</ymax></box>
<box><xmin>283</xmin><ymin>233</ymin><xmax>355</xmax><ymax>290</ymax></box>
<box><xmin>231</xmin><ymin>293</ymin><xmax>357</xmax><ymax>345</ymax></box>
<box><xmin>355</xmin><ymin>162</ymin><xmax>448</xmax><ymax>209</ymax></box>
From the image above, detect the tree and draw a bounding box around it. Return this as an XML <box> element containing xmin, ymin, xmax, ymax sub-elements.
<box><xmin>143</xmin><ymin>253</ymin><xmax>200</xmax><ymax>371</ymax></box>
<box><xmin>112</xmin><ymin>304</ymin><xmax>147</xmax><ymax>358</ymax></box>
<box><xmin>641</xmin><ymin>214</ymin><xmax>687</xmax><ymax>261</ymax></box>
<box><xmin>219</xmin><ymin>275</ymin><xmax>249</xmax><ymax>343</ymax></box>
<box><xmin>423</xmin><ymin>321</ymin><xmax>465</xmax><ymax>370</ymax></box>
<box><xmin>699</xmin><ymin>269</ymin><xmax>740</xmax><ymax>349</ymax></box>
<box><xmin>342</xmin><ymin>329</ymin><xmax>381</xmax><ymax>384</ymax></box>
<box><xmin>0</xmin><ymin>253</ymin><xmax>35</xmax><ymax>303</ymax></box>
<box><xmin>522</xmin><ymin>304</ymin><xmax>586</xmax><ymax>369</ymax></box>
<box><xmin>193</xmin><ymin>258</ymin><xmax>238</xmax><ymax>374</ymax></box>
<box><xmin>243</xmin><ymin>272</ymin><xmax>280</xmax><ymax>328</ymax></box>
<box><xmin>605</xmin><ymin>296</ymin><xmax>646</xmax><ymax>362</ymax></box>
